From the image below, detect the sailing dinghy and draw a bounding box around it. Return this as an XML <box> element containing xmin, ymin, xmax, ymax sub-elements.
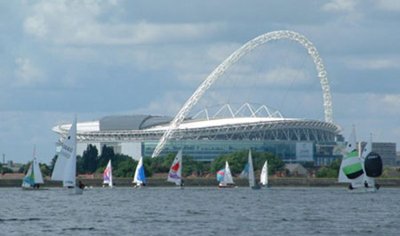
<box><xmin>51</xmin><ymin>117</ymin><xmax>83</xmax><ymax>195</ymax></box>
<box><xmin>103</xmin><ymin>160</ymin><xmax>113</xmax><ymax>187</ymax></box>
<box><xmin>167</xmin><ymin>150</ymin><xmax>183</xmax><ymax>187</ymax></box>
<box><xmin>133</xmin><ymin>156</ymin><xmax>146</xmax><ymax>188</ymax></box>
<box><xmin>217</xmin><ymin>161</ymin><xmax>235</xmax><ymax>188</ymax></box>
<box><xmin>338</xmin><ymin>127</ymin><xmax>382</xmax><ymax>192</ymax></box>
<box><xmin>260</xmin><ymin>160</ymin><xmax>269</xmax><ymax>188</ymax></box>
<box><xmin>240</xmin><ymin>150</ymin><xmax>260</xmax><ymax>189</ymax></box>
<box><xmin>22</xmin><ymin>148</ymin><xmax>45</xmax><ymax>190</ymax></box>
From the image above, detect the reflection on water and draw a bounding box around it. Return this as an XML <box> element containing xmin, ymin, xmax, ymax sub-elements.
<box><xmin>1</xmin><ymin>187</ymin><xmax>399</xmax><ymax>236</ymax></box>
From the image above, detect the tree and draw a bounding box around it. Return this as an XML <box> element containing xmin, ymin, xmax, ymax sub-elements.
<box><xmin>50</xmin><ymin>155</ymin><xmax>58</xmax><ymax>173</ymax></box>
<box><xmin>114</xmin><ymin>158</ymin><xmax>135</xmax><ymax>178</ymax></box>
<box><xmin>80</xmin><ymin>144</ymin><xmax>99</xmax><ymax>174</ymax></box>
<box><xmin>316</xmin><ymin>158</ymin><xmax>341</xmax><ymax>178</ymax></box>
<box><xmin>98</xmin><ymin>145</ymin><xmax>114</xmax><ymax>168</ymax></box>
<box><xmin>39</xmin><ymin>163</ymin><xmax>51</xmax><ymax>177</ymax></box>
<box><xmin>210</xmin><ymin>150</ymin><xmax>284</xmax><ymax>176</ymax></box>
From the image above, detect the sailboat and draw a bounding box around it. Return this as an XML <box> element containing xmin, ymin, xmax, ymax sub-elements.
<box><xmin>167</xmin><ymin>150</ymin><xmax>183</xmax><ymax>187</ymax></box>
<box><xmin>260</xmin><ymin>160</ymin><xmax>269</xmax><ymax>188</ymax></box>
<box><xmin>133</xmin><ymin>156</ymin><xmax>146</xmax><ymax>188</ymax></box>
<box><xmin>338</xmin><ymin>126</ymin><xmax>382</xmax><ymax>192</ymax></box>
<box><xmin>51</xmin><ymin>117</ymin><xmax>83</xmax><ymax>195</ymax></box>
<box><xmin>22</xmin><ymin>148</ymin><xmax>45</xmax><ymax>190</ymax></box>
<box><xmin>103</xmin><ymin>160</ymin><xmax>113</xmax><ymax>187</ymax></box>
<box><xmin>338</xmin><ymin>126</ymin><xmax>364</xmax><ymax>190</ymax></box>
<box><xmin>359</xmin><ymin>135</ymin><xmax>382</xmax><ymax>192</ymax></box>
<box><xmin>247</xmin><ymin>150</ymin><xmax>260</xmax><ymax>189</ymax></box>
<box><xmin>217</xmin><ymin>161</ymin><xmax>235</xmax><ymax>188</ymax></box>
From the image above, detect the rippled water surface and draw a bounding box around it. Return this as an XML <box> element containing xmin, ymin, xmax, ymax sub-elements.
<box><xmin>1</xmin><ymin>187</ymin><xmax>399</xmax><ymax>236</ymax></box>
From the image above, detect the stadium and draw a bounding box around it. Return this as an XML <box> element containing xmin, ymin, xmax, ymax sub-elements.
<box><xmin>52</xmin><ymin>31</ymin><xmax>344</xmax><ymax>166</ymax></box>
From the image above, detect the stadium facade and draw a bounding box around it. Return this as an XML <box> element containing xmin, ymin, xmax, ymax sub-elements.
<box><xmin>52</xmin><ymin>104</ymin><xmax>344</xmax><ymax>166</ymax></box>
<box><xmin>53</xmin><ymin>31</ymin><xmax>347</xmax><ymax>166</ymax></box>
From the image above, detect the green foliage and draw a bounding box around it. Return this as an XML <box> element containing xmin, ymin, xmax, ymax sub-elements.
<box><xmin>210</xmin><ymin>150</ymin><xmax>284</xmax><ymax>176</ymax></box>
<box><xmin>39</xmin><ymin>163</ymin><xmax>51</xmax><ymax>176</ymax></box>
<box><xmin>114</xmin><ymin>158</ymin><xmax>135</xmax><ymax>178</ymax></box>
<box><xmin>81</xmin><ymin>144</ymin><xmax>99</xmax><ymax>173</ymax></box>
<box><xmin>18</xmin><ymin>162</ymin><xmax>31</xmax><ymax>174</ymax></box>
<box><xmin>50</xmin><ymin>155</ymin><xmax>58</xmax><ymax>173</ymax></box>
<box><xmin>98</xmin><ymin>145</ymin><xmax>114</xmax><ymax>167</ymax></box>
<box><xmin>315</xmin><ymin>158</ymin><xmax>341</xmax><ymax>178</ymax></box>
<box><xmin>0</xmin><ymin>163</ymin><xmax>13</xmax><ymax>174</ymax></box>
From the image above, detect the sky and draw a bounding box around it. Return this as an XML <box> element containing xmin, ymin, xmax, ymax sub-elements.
<box><xmin>1</xmin><ymin>0</ymin><xmax>399</xmax><ymax>164</ymax></box>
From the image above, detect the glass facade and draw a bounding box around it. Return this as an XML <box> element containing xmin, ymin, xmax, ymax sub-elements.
<box><xmin>143</xmin><ymin>139</ymin><xmax>341</xmax><ymax>165</ymax></box>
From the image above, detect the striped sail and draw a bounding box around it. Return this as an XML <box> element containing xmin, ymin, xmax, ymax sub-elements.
<box><xmin>338</xmin><ymin>126</ymin><xmax>364</xmax><ymax>186</ymax></box>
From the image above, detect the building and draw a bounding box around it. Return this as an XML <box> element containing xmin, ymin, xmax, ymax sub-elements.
<box><xmin>53</xmin><ymin>104</ymin><xmax>343</xmax><ymax>165</ymax></box>
<box><xmin>372</xmin><ymin>142</ymin><xmax>397</xmax><ymax>166</ymax></box>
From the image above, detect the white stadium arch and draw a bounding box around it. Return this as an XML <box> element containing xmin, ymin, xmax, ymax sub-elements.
<box><xmin>152</xmin><ymin>30</ymin><xmax>333</xmax><ymax>158</ymax></box>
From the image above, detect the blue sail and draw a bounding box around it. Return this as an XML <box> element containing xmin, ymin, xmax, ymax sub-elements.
<box><xmin>137</xmin><ymin>165</ymin><xmax>146</xmax><ymax>183</ymax></box>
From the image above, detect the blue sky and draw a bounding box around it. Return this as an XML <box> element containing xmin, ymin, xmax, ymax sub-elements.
<box><xmin>1</xmin><ymin>0</ymin><xmax>399</xmax><ymax>164</ymax></box>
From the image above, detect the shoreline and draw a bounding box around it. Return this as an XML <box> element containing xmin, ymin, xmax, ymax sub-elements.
<box><xmin>2</xmin><ymin>177</ymin><xmax>400</xmax><ymax>188</ymax></box>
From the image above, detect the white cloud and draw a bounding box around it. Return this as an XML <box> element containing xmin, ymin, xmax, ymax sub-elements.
<box><xmin>132</xmin><ymin>92</ymin><xmax>188</xmax><ymax>116</ymax></box>
<box><xmin>24</xmin><ymin>15</ymin><xmax>47</xmax><ymax>38</ymax></box>
<box><xmin>322</xmin><ymin>0</ymin><xmax>359</xmax><ymax>12</ymax></box>
<box><xmin>260</xmin><ymin>68</ymin><xmax>312</xmax><ymax>86</ymax></box>
<box><xmin>344</xmin><ymin>57</ymin><xmax>400</xmax><ymax>70</ymax></box>
<box><xmin>321</xmin><ymin>0</ymin><xmax>363</xmax><ymax>24</ymax></box>
<box><xmin>14</xmin><ymin>57</ymin><xmax>44</xmax><ymax>86</ymax></box>
<box><xmin>380</xmin><ymin>94</ymin><xmax>400</xmax><ymax>111</ymax></box>
<box><xmin>23</xmin><ymin>1</ymin><xmax>223</xmax><ymax>45</ymax></box>
<box><xmin>375</xmin><ymin>0</ymin><xmax>400</xmax><ymax>11</ymax></box>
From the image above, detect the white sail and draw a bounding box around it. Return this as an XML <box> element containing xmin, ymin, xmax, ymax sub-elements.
<box><xmin>167</xmin><ymin>150</ymin><xmax>182</xmax><ymax>186</ymax></box>
<box><xmin>32</xmin><ymin>158</ymin><xmax>44</xmax><ymax>184</ymax></box>
<box><xmin>221</xmin><ymin>161</ymin><xmax>234</xmax><ymax>185</ymax></box>
<box><xmin>248</xmin><ymin>150</ymin><xmax>256</xmax><ymax>188</ymax></box>
<box><xmin>260</xmin><ymin>160</ymin><xmax>268</xmax><ymax>186</ymax></box>
<box><xmin>23</xmin><ymin>147</ymin><xmax>44</xmax><ymax>188</ymax></box>
<box><xmin>133</xmin><ymin>156</ymin><xmax>146</xmax><ymax>186</ymax></box>
<box><xmin>51</xmin><ymin>117</ymin><xmax>77</xmax><ymax>188</ymax></box>
<box><xmin>103</xmin><ymin>160</ymin><xmax>113</xmax><ymax>187</ymax></box>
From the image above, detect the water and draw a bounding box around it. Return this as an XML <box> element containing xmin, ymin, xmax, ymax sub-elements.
<box><xmin>1</xmin><ymin>187</ymin><xmax>399</xmax><ymax>236</ymax></box>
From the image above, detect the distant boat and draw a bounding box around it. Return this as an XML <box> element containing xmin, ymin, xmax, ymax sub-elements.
<box><xmin>51</xmin><ymin>117</ymin><xmax>83</xmax><ymax>195</ymax></box>
<box><xmin>22</xmin><ymin>148</ymin><xmax>45</xmax><ymax>190</ymax></box>
<box><xmin>217</xmin><ymin>161</ymin><xmax>235</xmax><ymax>188</ymax></box>
<box><xmin>103</xmin><ymin>160</ymin><xmax>113</xmax><ymax>188</ymax></box>
<box><xmin>133</xmin><ymin>156</ymin><xmax>146</xmax><ymax>188</ymax></box>
<box><xmin>260</xmin><ymin>160</ymin><xmax>269</xmax><ymax>188</ymax></box>
<box><xmin>247</xmin><ymin>150</ymin><xmax>260</xmax><ymax>190</ymax></box>
<box><xmin>338</xmin><ymin>127</ymin><xmax>382</xmax><ymax>192</ymax></box>
<box><xmin>167</xmin><ymin>150</ymin><xmax>183</xmax><ymax>187</ymax></box>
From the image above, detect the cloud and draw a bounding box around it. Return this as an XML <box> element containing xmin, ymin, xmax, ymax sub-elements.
<box><xmin>14</xmin><ymin>57</ymin><xmax>44</xmax><ymax>86</ymax></box>
<box><xmin>344</xmin><ymin>57</ymin><xmax>400</xmax><ymax>70</ymax></box>
<box><xmin>23</xmin><ymin>1</ymin><xmax>223</xmax><ymax>45</ymax></box>
<box><xmin>322</xmin><ymin>0</ymin><xmax>359</xmax><ymax>12</ymax></box>
<box><xmin>375</xmin><ymin>0</ymin><xmax>400</xmax><ymax>11</ymax></box>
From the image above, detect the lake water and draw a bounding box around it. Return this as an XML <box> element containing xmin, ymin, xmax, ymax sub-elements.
<box><xmin>1</xmin><ymin>187</ymin><xmax>399</xmax><ymax>236</ymax></box>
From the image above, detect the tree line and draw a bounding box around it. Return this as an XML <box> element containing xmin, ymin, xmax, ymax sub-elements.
<box><xmin>14</xmin><ymin>145</ymin><xmax>286</xmax><ymax>178</ymax></box>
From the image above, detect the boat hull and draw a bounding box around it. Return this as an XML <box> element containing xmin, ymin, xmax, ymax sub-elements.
<box><xmin>21</xmin><ymin>187</ymin><xmax>48</xmax><ymax>191</ymax></box>
<box><xmin>218</xmin><ymin>184</ymin><xmax>236</xmax><ymax>188</ymax></box>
